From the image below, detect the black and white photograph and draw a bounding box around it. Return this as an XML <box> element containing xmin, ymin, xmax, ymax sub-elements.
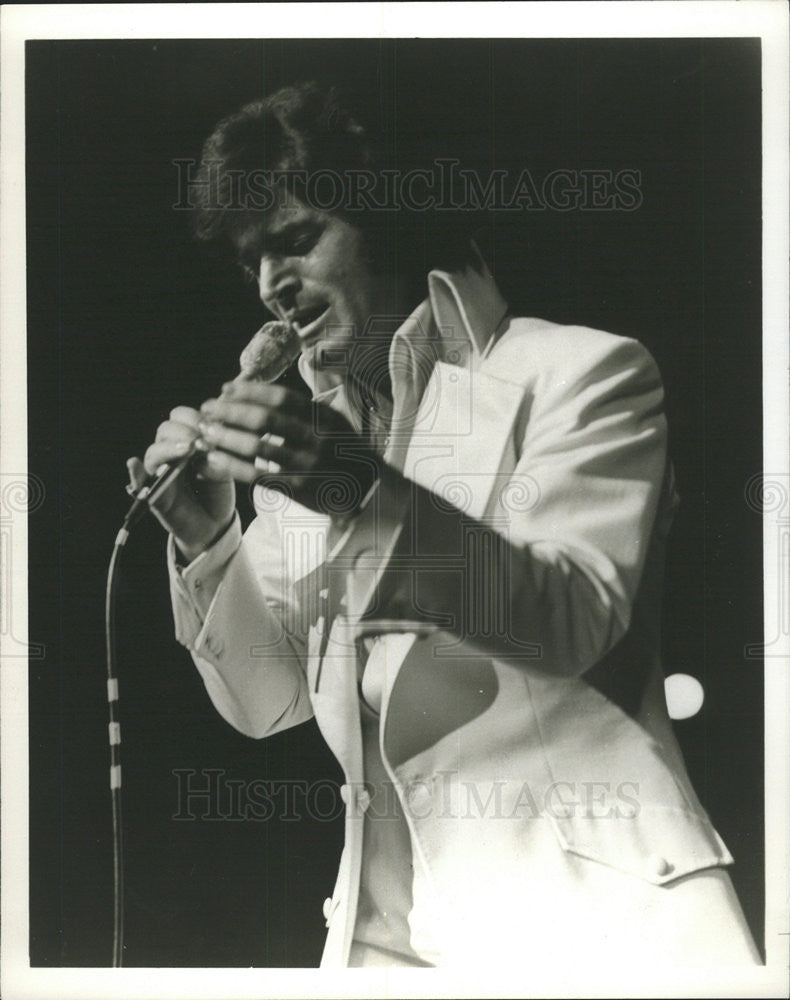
<box><xmin>2</xmin><ymin>3</ymin><xmax>788</xmax><ymax>998</ymax></box>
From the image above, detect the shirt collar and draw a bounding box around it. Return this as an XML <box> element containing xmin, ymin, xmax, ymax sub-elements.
<box><xmin>426</xmin><ymin>250</ymin><xmax>509</xmax><ymax>363</ymax></box>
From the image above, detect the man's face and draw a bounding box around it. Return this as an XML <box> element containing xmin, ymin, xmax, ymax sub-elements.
<box><xmin>234</xmin><ymin>198</ymin><xmax>413</xmax><ymax>391</ymax></box>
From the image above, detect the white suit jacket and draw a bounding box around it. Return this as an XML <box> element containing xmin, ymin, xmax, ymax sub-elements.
<box><xmin>169</xmin><ymin>261</ymin><xmax>759</xmax><ymax>968</ymax></box>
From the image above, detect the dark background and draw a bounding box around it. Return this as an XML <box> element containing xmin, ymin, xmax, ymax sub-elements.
<box><xmin>27</xmin><ymin>38</ymin><xmax>764</xmax><ymax>966</ymax></box>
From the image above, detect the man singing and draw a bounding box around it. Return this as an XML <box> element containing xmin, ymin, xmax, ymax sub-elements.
<box><xmin>127</xmin><ymin>82</ymin><xmax>759</xmax><ymax>968</ymax></box>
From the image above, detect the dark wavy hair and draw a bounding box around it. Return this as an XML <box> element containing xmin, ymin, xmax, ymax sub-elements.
<box><xmin>191</xmin><ymin>81</ymin><xmax>480</xmax><ymax>282</ymax></box>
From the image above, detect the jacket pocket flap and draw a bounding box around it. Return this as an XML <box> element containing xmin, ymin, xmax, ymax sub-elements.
<box><xmin>546</xmin><ymin>805</ymin><xmax>734</xmax><ymax>885</ymax></box>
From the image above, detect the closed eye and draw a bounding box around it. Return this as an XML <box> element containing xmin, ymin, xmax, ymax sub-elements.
<box><xmin>235</xmin><ymin>221</ymin><xmax>324</xmax><ymax>283</ymax></box>
<box><xmin>284</xmin><ymin>224</ymin><xmax>322</xmax><ymax>256</ymax></box>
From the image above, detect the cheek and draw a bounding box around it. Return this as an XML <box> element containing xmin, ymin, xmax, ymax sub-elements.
<box><xmin>326</xmin><ymin>229</ymin><xmax>370</xmax><ymax>282</ymax></box>
<box><xmin>329</xmin><ymin>261</ymin><xmax>376</xmax><ymax>305</ymax></box>
<box><xmin>314</xmin><ymin>226</ymin><xmax>377</xmax><ymax>305</ymax></box>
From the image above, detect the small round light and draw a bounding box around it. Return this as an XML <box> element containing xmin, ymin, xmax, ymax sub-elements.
<box><xmin>664</xmin><ymin>673</ymin><xmax>705</xmax><ymax>720</ymax></box>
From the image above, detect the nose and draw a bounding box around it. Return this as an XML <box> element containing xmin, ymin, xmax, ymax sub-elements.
<box><xmin>258</xmin><ymin>254</ymin><xmax>301</xmax><ymax>316</ymax></box>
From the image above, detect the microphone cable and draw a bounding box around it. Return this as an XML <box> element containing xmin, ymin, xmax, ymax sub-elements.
<box><xmin>104</xmin><ymin>489</ymin><xmax>157</xmax><ymax>966</ymax></box>
<box><xmin>103</xmin><ymin>319</ymin><xmax>300</xmax><ymax>965</ymax></box>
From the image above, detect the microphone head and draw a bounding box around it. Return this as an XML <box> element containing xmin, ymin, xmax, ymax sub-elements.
<box><xmin>238</xmin><ymin>321</ymin><xmax>301</xmax><ymax>382</ymax></box>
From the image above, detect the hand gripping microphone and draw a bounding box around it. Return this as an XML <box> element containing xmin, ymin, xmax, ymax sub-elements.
<box><xmin>124</xmin><ymin>320</ymin><xmax>301</xmax><ymax>523</ymax></box>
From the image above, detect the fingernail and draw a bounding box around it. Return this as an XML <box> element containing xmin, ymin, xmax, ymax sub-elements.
<box><xmin>221</xmin><ymin>381</ymin><xmax>235</xmax><ymax>394</ymax></box>
<box><xmin>198</xmin><ymin>420</ymin><xmax>217</xmax><ymax>439</ymax></box>
<box><xmin>201</xmin><ymin>399</ymin><xmax>217</xmax><ymax>414</ymax></box>
<box><xmin>173</xmin><ymin>440</ymin><xmax>191</xmax><ymax>455</ymax></box>
<box><xmin>193</xmin><ymin>437</ymin><xmax>210</xmax><ymax>453</ymax></box>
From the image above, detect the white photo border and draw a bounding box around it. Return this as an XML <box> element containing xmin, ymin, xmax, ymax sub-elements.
<box><xmin>2</xmin><ymin>3</ymin><xmax>788</xmax><ymax>998</ymax></box>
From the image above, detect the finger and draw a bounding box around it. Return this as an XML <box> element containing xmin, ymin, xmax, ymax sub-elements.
<box><xmin>155</xmin><ymin>419</ymin><xmax>202</xmax><ymax>444</ymax></box>
<box><xmin>192</xmin><ymin>459</ymin><xmax>231</xmax><ymax>483</ymax></box>
<box><xmin>218</xmin><ymin>381</ymin><xmax>303</xmax><ymax>412</ymax></box>
<box><xmin>126</xmin><ymin>457</ymin><xmax>147</xmax><ymax>492</ymax></box>
<box><xmin>168</xmin><ymin>406</ymin><xmax>202</xmax><ymax>429</ymax></box>
<box><xmin>203</xmin><ymin>442</ymin><xmax>312</xmax><ymax>479</ymax></box>
<box><xmin>203</xmin><ymin>448</ymin><xmax>259</xmax><ymax>484</ymax></box>
<box><xmin>200</xmin><ymin>398</ymin><xmax>268</xmax><ymax>433</ymax></box>
<box><xmin>200</xmin><ymin>399</ymin><xmax>314</xmax><ymax>446</ymax></box>
<box><xmin>197</xmin><ymin>421</ymin><xmax>262</xmax><ymax>459</ymax></box>
<box><xmin>203</xmin><ymin>446</ymin><xmax>316</xmax><ymax>488</ymax></box>
<box><xmin>256</xmin><ymin>436</ymin><xmax>316</xmax><ymax>473</ymax></box>
<box><xmin>256</xmin><ymin>408</ymin><xmax>317</xmax><ymax>446</ymax></box>
<box><xmin>143</xmin><ymin>439</ymin><xmax>194</xmax><ymax>476</ymax></box>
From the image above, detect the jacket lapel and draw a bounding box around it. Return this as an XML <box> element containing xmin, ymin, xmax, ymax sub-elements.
<box><xmin>305</xmin><ymin>261</ymin><xmax>521</xmax><ymax>771</ymax></box>
<box><xmin>402</xmin><ymin>361</ymin><xmax>526</xmax><ymax>521</ymax></box>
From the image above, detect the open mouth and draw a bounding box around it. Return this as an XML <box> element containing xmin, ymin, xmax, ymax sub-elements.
<box><xmin>292</xmin><ymin>304</ymin><xmax>331</xmax><ymax>344</ymax></box>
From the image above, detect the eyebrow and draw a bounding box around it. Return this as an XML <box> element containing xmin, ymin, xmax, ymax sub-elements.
<box><xmin>265</xmin><ymin>218</ymin><xmax>315</xmax><ymax>239</ymax></box>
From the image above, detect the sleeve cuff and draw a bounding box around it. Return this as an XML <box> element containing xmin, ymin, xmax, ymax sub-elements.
<box><xmin>168</xmin><ymin>514</ymin><xmax>243</xmax><ymax>621</ymax></box>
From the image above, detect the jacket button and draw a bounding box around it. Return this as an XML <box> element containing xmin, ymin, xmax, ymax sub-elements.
<box><xmin>648</xmin><ymin>855</ymin><xmax>673</xmax><ymax>879</ymax></box>
<box><xmin>357</xmin><ymin>788</ymin><xmax>371</xmax><ymax>814</ymax></box>
<box><xmin>339</xmin><ymin>783</ymin><xmax>351</xmax><ymax>806</ymax></box>
<box><xmin>204</xmin><ymin>633</ymin><xmax>224</xmax><ymax>657</ymax></box>
<box><xmin>322</xmin><ymin>896</ymin><xmax>332</xmax><ymax>921</ymax></box>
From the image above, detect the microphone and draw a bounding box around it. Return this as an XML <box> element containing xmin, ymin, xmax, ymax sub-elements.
<box><xmin>238</xmin><ymin>318</ymin><xmax>302</xmax><ymax>382</ymax></box>
<box><xmin>125</xmin><ymin>321</ymin><xmax>301</xmax><ymax>517</ymax></box>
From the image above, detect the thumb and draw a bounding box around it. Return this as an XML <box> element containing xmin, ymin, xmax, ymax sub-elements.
<box><xmin>126</xmin><ymin>456</ymin><xmax>147</xmax><ymax>493</ymax></box>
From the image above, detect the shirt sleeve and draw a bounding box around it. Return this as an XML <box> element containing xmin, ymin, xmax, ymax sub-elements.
<box><xmin>167</xmin><ymin>503</ymin><xmax>314</xmax><ymax>738</ymax></box>
<box><xmin>167</xmin><ymin>513</ymin><xmax>244</xmax><ymax>642</ymax></box>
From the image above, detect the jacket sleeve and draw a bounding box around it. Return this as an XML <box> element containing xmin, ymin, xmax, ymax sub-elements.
<box><xmin>168</xmin><ymin>498</ymin><xmax>314</xmax><ymax>738</ymax></box>
<box><xmin>330</xmin><ymin>331</ymin><xmax>673</xmax><ymax>677</ymax></box>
